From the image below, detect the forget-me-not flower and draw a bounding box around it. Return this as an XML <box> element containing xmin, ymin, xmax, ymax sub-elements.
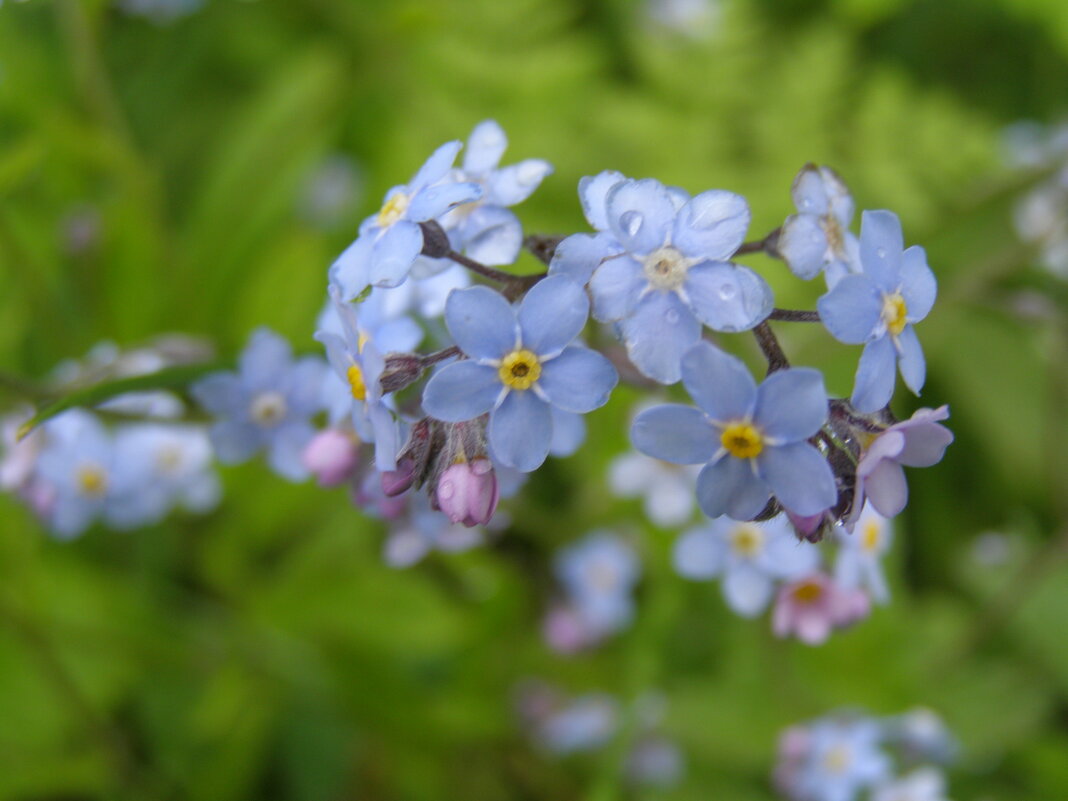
<box><xmin>316</xmin><ymin>288</ymin><xmax>407</xmax><ymax>471</ymax></box>
<box><xmin>331</xmin><ymin>141</ymin><xmax>482</xmax><ymax>295</ymax></box>
<box><xmin>421</xmin><ymin>274</ymin><xmax>617</xmax><ymax>472</ymax></box>
<box><xmin>437</xmin><ymin>119</ymin><xmax>553</xmax><ymax>266</ymax></box>
<box><xmin>817</xmin><ymin>210</ymin><xmax>937</xmax><ymax>412</ymax></box>
<box><xmin>631</xmin><ymin>341</ymin><xmax>837</xmax><ymax>520</ymax></box>
<box><xmin>777</xmin><ymin>164</ymin><xmax>860</xmax><ymax>287</ymax></box>
<box><xmin>673</xmin><ymin>514</ymin><xmax>820</xmax><ymax>617</ymax></box>
<box><xmin>191</xmin><ymin>328</ymin><xmax>325</xmax><ymax>481</ymax></box>
<box><xmin>608</xmin><ymin>450</ymin><xmax>698</xmax><ymax>528</ymax></box>
<box><xmin>792</xmin><ymin>718</ymin><xmax>893</xmax><ymax>801</ymax></box>
<box><xmin>834</xmin><ymin>504</ymin><xmax>892</xmax><ymax>605</ymax></box>
<box><xmin>550</xmin><ymin>172</ymin><xmax>773</xmax><ymax>384</ymax></box>
<box><xmin>555</xmin><ymin>531</ymin><xmax>641</xmax><ymax>634</ymax></box>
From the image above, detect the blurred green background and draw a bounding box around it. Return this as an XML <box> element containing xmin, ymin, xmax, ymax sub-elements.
<box><xmin>2</xmin><ymin>0</ymin><xmax>1068</xmax><ymax>798</ymax></box>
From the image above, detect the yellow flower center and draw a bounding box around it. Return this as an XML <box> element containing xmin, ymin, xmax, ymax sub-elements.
<box><xmin>720</xmin><ymin>422</ymin><xmax>764</xmax><ymax>459</ymax></box>
<box><xmin>498</xmin><ymin>349</ymin><xmax>542</xmax><ymax>390</ymax></box>
<box><xmin>77</xmin><ymin>465</ymin><xmax>108</xmax><ymax>497</ymax></box>
<box><xmin>730</xmin><ymin>524</ymin><xmax>764</xmax><ymax>557</ymax></box>
<box><xmin>376</xmin><ymin>192</ymin><xmax>409</xmax><ymax>228</ymax></box>
<box><xmin>822</xmin><ymin>745</ymin><xmax>851</xmax><ymax>774</ymax></box>
<box><xmin>882</xmin><ymin>292</ymin><xmax>908</xmax><ymax>337</ymax></box>
<box><xmin>347</xmin><ymin>364</ymin><xmax>367</xmax><ymax>401</ymax></box>
<box><xmin>862</xmin><ymin>519</ymin><xmax>881</xmax><ymax>551</ymax></box>
<box><xmin>792</xmin><ymin>579</ymin><xmax>824</xmax><ymax>604</ymax></box>
<box><xmin>642</xmin><ymin>246</ymin><xmax>689</xmax><ymax>291</ymax></box>
<box><xmin>250</xmin><ymin>391</ymin><xmax>287</xmax><ymax>427</ymax></box>
<box><xmin>820</xmin><ymin>214</ymin><xmax>845</xmax><ymax>254</ymax></box>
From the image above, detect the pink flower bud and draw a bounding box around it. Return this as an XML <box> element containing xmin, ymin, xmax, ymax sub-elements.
<box><xmin>302</xmin><ymin>429</ymin><xmax>359</xmax><ymax>487</ymax></box>
<box><xmin>436</xmin><ymin>458</ymin><xmax>498</xmax><ymax>527</ymax></box>
<box><xmin>380</xmin><ymin>458</ymin><xmax>416</xmax><ymax>497</ymax></box>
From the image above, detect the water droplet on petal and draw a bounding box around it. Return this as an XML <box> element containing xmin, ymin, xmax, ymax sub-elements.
<box><xmin>664</xmin><ymin>308</ymin><xmax>680</xmax><ymax>324</ymax></box>
<box><xmin>620</xmin><ymin>210</ymin><xmax>644</xmax><ymax>238</ymax></box>
<box><xmin>876</xmin><ymin>247</ymin><xmax>887</xmax><ymax>259</ymax></box>
<box><xmin>438</xmin><ymin>481</ymin><xmax>455</xmax><ymax>500</ymax></box>
<box><xmin>718</xmin><ymin>283</ymin><xmax>737</xmax><ymax>300</ymax></box>
<box><xmin>801</xmin><ymin>198</ymin><xmax>813</xmax><ymax>209</ymax></box>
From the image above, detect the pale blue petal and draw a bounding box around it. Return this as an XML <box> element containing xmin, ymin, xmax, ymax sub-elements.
<box><xmin>489</xmin><ymin>389</ymin><xmax>552</xmax><ymax>472</ymax></box>
<box><xmin>900</xmin><ymin>245</ymin><xmax>937</xmax><ymax>322</ymax></box>
<box><xmin>408</xmin><ymin>180</ymin><xmax>481</xmax><ymax>221</ymax></box>
<box><xmin>631</xmin><ymin>404</ymin><xmax>717</xmax><ymax>464</ymax></box>
<box><xmin>778</xmin><ymin>213</ymin><xmax>828</xmax><ymax>280</ymax></box>
<box><xmin>240</xmin><ymin>328</ymin><xmax>292</xmax><ymax>391</ymax></box>
<box><xmin>757</xmin><ymin>441</ymin><xmax>837</xmax><ymax>516</ymax></box>
<box><xmin>696</xmin><ymin>456</ymin><xmax>769</xmax><ymax>520</ymax></box>
<box><xmin>620</xmin><ymin>292</ymin><xmax>701</xmax><ymax>384</ymax></box>
<box><xmin>369</xmin><ymin>402</ymin><xmax>400</xmax><ymax>471</ymax></box>
<box><xmin>684</xmin><ymin>261</ymin><xmax>772</xmax><ymax>332</ymax></box>
<box><xmin>445</xmin><ymin>285</ymin><xmax>519</xmax><ymax>360</ymax></box>
<box><xmin>859</xmin><ymin>209</ymin><xmax>903</xmax><ymax>291</ymax></box>
<box><xmin>410</xmin><ymin>140</ymin><xmax>462</xmax><ymax>191</ymax></box>
<box><xmin>314</xmin><ymin>331</ymin><xmax>352</xmax><ymax>382</ymax></box>
<box><xmin>896</xmin><ymin>325</ymin><xmax>926</xmax><ymax>395</ymax></box>
<box><xmin>790</xmin><ymin>165</ymin><xmax>830</xmax><ymax>216</ymax></box>
<box><xmin>330</xmin><ymin>234</ymin><xmax>373</xmax><ymax>299</ymax></box>
<box><xmin>550</xmin><ymin>408</ymin><xmax>586</xmax><ymax>457</ymax></box>
<box><xmin>672</xmin><ymin>190</ymin><xmax>750</xmax><ymax>261</ymax></box>
<box><xmin>680</xmin><ymin>341</ymin><xmax>756</xmax><ymax>423</ymax></box>
<box><xmin>518</xmin><ymin>274</ymin><xmax>589</xmax><ymax>356</ymax></box>
<box><xmin>191</xmin><ymin>373</ymin><xmax>243</xmax><ymax>416</ymax></box>
<box><xmin>268</xmin><ymin>421</ymin><xmax>314</xmax><ymax>481</ymax></box>
<box><xmin>376</xmin><ymin>316</ymin><xmax>423</xmax><ymax>353</ymax></box>
<box><xmin>672</xmin><ymin>526</ymin><xmax>727</xmax><ymax>579</ymax></box>
<box><xmin>606</xmin><ymin>178</ymin><xmax>675</xmax><ymax>255</ymax></box>
<box><xmin>210</xmin><ymin>420</ymin><xmax>261</xmax><ymax>463</ymax></box>
<box><xmin>762</xmin><ymin>528</ymin><xmax>820</xmax><ymax>578</ymax></box>
<box><xmin>288</xmin><ymin>357</ymin><xmax>327</xmax><ymax>415</ymax></box>
<box><xmin>821</xmin><ymin>166</ymin><xmax>854</xmax><ymax>225</ymax></box>
<box><xmin>550</xmin><ymin>232</ymin><xmax>622</xmax><ymax>286</ymax></box>
<box><xmin>370</xmin><ymin>221</ymin><xmax>423</xmax><ymax>287</ymax></box>
<box><xmin>589</xmin><ymin>255</ymin><xmax>644</xmax><ymax>321</ymax></box>
<box><xmin>817</xmin><ymin>273</ymin><xmax>882</xmax><ymax>344</ymax></box>
<box><xmin>723</xmin><ymin>564</ymin><xmax>774</xmax><ymax>617</ymax></box>
<box><xmin>51</xmin><ymin>496</ymin><xmax>99</xmax><ymax>539</ymax></box>
<box><xmin>463</xmin><ymin>120</ymin><xmax>507</xmax><ymax>174</ymax></box>
<box><xmin>579</xmin><ymin>170</ymin><xmax>626</xmax><ymax>231</ymax></box>
<box><xmin>753</xmin><ymin>368</ymin><xmax>827</xmax><ymax>442</ymax></box>
<box><xmin>421</xmin><ymin>361</ymin><xmax>500</xmax><ymax>422</ymax></box>
<box><xmin>538</xmin><ymin>346</ymin><xmax>617</xmax><ymax>413</ymax></box>
<box><xmin>488</xmin><ymin>159</ymin><xmax>553</xmax><ymax>206</ymax></box>
<box><xmin>852</xmin><ymin>336</ymin><xmax>897</xmax><ymax>412</ymax></box>
<box><xmin>459</xmin><ymin>206</ymin><xmax>522</xmax><ymax>266</ymax></box>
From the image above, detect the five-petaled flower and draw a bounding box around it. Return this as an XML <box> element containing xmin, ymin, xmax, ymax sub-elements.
<box><xmin>777</xmin><ymin>164</ymin><xmax>860</xmax><ymax>287</ymax></box>
<box><xmin>817</xmin><ymin>210</ymin><xmax>937</xmax><ymax>412</ymax></box>
<box><xmin>631</xmin><ymin>341</ymin><xmax>837</xmax><ymax>520</ymax></box>
<box><xmin>550</xmin><ymin>172</ymin><xmax>773</xmax><ymax>384</ymax></box>
<box><xmin>421</xmin><ymin>274</ymin><xmax>617</xmax><ymax>472</ymax></box>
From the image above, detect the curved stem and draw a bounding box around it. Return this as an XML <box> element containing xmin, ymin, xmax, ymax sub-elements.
<box><xmin>752</xmin><ymin>321</ymin><xmax>789</xmax><ymax>374</ymax></box>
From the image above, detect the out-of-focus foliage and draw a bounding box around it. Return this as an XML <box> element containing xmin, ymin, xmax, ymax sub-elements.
<box><xmin>0</xmin><ymin>0</ymin><xmax>1066</xmax><ymax>799</ymax></box>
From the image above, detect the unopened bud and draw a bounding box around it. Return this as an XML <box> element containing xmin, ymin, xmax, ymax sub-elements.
<box><xmin>379</xmin><ymin>353</ymin><xmax>425</xmax><ymax>394</ymax></box>
<box><xmin>302</xmin><ymin>429</ymin><xmax>359</xmax><ymax>487</ymax></box>
<box><xmin>435</xmin><ymin>458</ymin><xmax>499</xmax><ymax>527</ymax></box>
<box><xmin>381</xmin><ymin>458</ymin><xmax>416</xmax><ymax>497</ymax></box>
<box><xmin>418</xmin><ymin>220</ymin><xmax>452</xmax><ymax>258</ymax></box>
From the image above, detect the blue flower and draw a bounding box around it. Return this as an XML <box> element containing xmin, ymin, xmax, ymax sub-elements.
<box><xmin>34</xmin><ymin>410</ymin><xmax>148</xmax><ymax>537</ymax></box>
<box><xmin>438</xmin><ymin>119</ymin><xmax>553</xmax><ymax>266</ymax></box>
<box><xmin>555</xmin><ymin>531</ymin><xmax>641</xmax><ymax>634</ymax></box>
<box><xmin>421</xmin><ymin>274</ymin><xmax>617</xmax><ymax>472</ymax></box>
<box><xmin>673</xmin><ymin>514</ymin><xmax>820</xmax><ymax>617</ymax></box>
<box><xmin>550</xmin><ymin>172</ymin><xmax>772</xmax><ymax>384</ymax></box>
<box><xmin>316</xmin><ymin>288</ymin><xmax>406</xmax><ymax>472</ymax></box>
<box><xmin>793</xmin><ymin>718</ymin><xmax>892</xmax><ymax>801</ymax></box>
<box><xmin>630</xmin><ymin>342</ymin><xmax>836</xmax><ymax>519</ymax></box>
<box><xmin>777</xmin><ymin>164</ymin><xmax>860</xmax><ymax>286</ymax></box>
<box><xmin>834</xmin><ymin>505</ymin><xmax>892</xmax><ymax>605</ymax></box>
<box><xmin>191</xmin><ymin>328</ymin><xmax>325</xmax><ymax>481</ymax></box>
<box><xmin>817</xmin><ymin>210</ymin><xmax>937</xmax><ymax>412</ymax></box>
<box><xmin>331</xmin><ymin>141</ymin><xmax>482</xmax><ymax>295</ymax></box>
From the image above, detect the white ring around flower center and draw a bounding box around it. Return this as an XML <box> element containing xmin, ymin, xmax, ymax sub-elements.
<box><xmin>642</xmin><ymin>246</ymin><xmax>690</xmax><ymax>291</ymax></box>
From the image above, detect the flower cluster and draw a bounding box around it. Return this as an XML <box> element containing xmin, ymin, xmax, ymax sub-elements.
<box><xmin>774</xmin><ymin>708</ymin><xmax>957</xmax><ymax>801</ymax></box>
<box><xmin>3</xmin><ymin>121</ymin><xmax>954</xmax><ymax>650</ymax></box>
